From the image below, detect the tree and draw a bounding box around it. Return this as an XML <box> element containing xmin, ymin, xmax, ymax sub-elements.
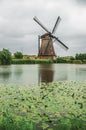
<box><xmin>0</xmin><ymin>48</ymin><xmax>12</xmax><ymax>65</ymax></box>
<box><xmin>70</xmin><ymin>56</ymin><xmax>75</xmax><ymax>60</ymax></box>
<box><xmin>14</xmin><ymin>51</ymin><xmax>23</xmax><ymax>59</ymax></box>
<box><xmin>75</xmin><ymin>53</ymin><xmax>86</xmax><ymax>60</ymax></box>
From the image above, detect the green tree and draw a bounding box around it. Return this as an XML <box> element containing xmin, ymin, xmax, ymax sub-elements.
<box><xmin>75</xmin><ymin>53</ymin><xmax>86</xmax><ymax>60</ymax></box>
<box><xmin>70</xmin><ymin>56</ymin><xmax>75</xmax><ymax>60</ymax></box>
<box><xmin>14</xmin><ymin>51</ymin><xmax>23</xmax><ymax>59</ymax></box>
<box><xmin>0</xmin><ymin>48</ymin><xmax>12</xmax><ymax>65</ymax></box>
<box><xmin>75</xmin><ymin>54</ymin><xmax>79</xmax><ymax>60</ymax></box>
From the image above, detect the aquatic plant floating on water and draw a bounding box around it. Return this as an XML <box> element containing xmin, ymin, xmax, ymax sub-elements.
<box><xmin>0</xmin><ymin>81</ymin><xmax>86</xmax><ymax>130</ymax></box>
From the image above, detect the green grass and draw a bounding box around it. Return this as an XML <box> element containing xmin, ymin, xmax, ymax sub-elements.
<box><xmin>11</xmin><ymin>59</ymin><xmax>53</xmax><ymax>64</ymax></box>
<box><xmin>0</xmin><ymin>81</ymin><xmax>86</xmax><ymax>130</ymax></box>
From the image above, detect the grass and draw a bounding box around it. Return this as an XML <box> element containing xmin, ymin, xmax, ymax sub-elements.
<box><xmin>11</xmin><ymin>59</ymin><xmax>53</xmax><ymax>64</ymax></box>
<box><xmin>11</xmin><ymin>58</ymin><xmax>86</xmax><ymax>65</ymax></box>
<box><xmin>0</xmin><ymin>81</ymin><xmax>86</xmax><ymax>130</ymax></box>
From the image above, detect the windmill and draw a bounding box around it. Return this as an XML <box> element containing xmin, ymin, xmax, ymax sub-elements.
<box><xmin>33</xmin><ymin>16</ymin><xmax>69</xmax><ymax>59</ymax></box>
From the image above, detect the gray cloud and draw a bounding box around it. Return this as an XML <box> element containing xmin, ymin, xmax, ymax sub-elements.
<box><xmin>76</xmin><ymin>0</ymin><xmax>86</xmax><ymax>5</ymax></box>
<box><xmin>0</xmin><ymin>0</ymin><xmax>86</xmax><ymax>56</ymax></box>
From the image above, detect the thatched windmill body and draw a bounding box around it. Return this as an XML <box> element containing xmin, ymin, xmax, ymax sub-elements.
<box><xmin>33</xmin><ymin>16</ymin><xmax>69</xmax><ymax>59</ymax></box>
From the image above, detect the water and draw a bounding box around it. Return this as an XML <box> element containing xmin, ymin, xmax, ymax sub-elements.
<box><xmin>0</xmin><ymin>64</ymin><xmax>86</xmax><ymax>86</ymax></box>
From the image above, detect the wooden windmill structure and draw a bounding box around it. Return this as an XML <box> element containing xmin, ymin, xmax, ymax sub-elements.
<box><xmin>33</xmin><ymin>16</ymin><xmax>69</xmax><ymax>59</ymax></box>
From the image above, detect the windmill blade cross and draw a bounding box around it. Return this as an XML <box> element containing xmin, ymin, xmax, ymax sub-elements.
<box><xmin>33</xmin><ymin>16</ymin><xmax>50</xmax><ymax>33</ymax></box>
<box><xmin>52</xmin><ymin>16</ymin><xmax>61</xmax><ymax>34</ymax></box>
<box><xmin>52</xmin><ymin>35</ymin><xmax>69</xmax><ymax>50</ymax></box>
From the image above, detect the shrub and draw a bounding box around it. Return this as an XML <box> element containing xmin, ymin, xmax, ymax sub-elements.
<box><xmin>14</xmin><ymin>52</ymin><xmax>23</xmax><ymax>59</ymax></box>
<box><xmin>0</xmin><ymin>48</ymin><xmax>12</xmax><ymax>65</ymax></box>
<box><xmin>72</xmin><ymin>60</ymin><xmax>82</xmax><ymax>64</ymax></box>
<box><xmin>70</xmin><ymin>56</ymin><xmax>75</xmax><ymax>60</ymax></box>
<box><xmin>56</xmin><ymin>57</ymin><xmax>67</xmax><ymax>63</ymax></box>
<box><xmin>82</xmin><ymin>60</ymin><xmax>86</xmax><ymax>64</ymax></box>
<box><xmin>75</xmin><ymin>53</ymin><xmax>86</xmax><ymax>60</ymax></box>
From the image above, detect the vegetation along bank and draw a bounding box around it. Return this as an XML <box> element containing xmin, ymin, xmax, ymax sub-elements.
<box><xmin>0</xmin><ymin>81</ymin><xmax>86</xmax><ymax>130</ymax></box>
<box><xmin>0</xmin><ymin>48</ymin><xmax>86</xmax><ymax>65</ymax></box>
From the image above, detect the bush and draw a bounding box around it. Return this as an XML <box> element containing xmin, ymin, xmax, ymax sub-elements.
<box><xmin>0</xmin><ymin>48</ymin><xmax>12</xmax><ymax>65</ymax></box>
<box><xmin>55</xmin><ymin>56</ymin><xmax>85</xmax><ymax>64</ymax></box>
<box><xmin>72</xmin><ymin>60</ymin><xmax>82</xmax><ymax>64</ymax></box>
<box><xmin>75</xmin><ymin>53</ymin><xmax>86</xmax><ymax>60</ymax></box>
<box><xmin>82</xmin><ymin>60</ymin><xmax>86</xmax><ymax>64</ymax></box>
<box><xmin>70</xmin><ymin>56</ymin><xmax>75</xmax><ymax>60</ymax></box>
<box><xmin>56</xmin><ymin>57</ymin><xmax>67</xmax><ymax>63</ymax></box>
<box><xmin>14</xmin><ymin>52</ymin><xmax>23</xmax><ymax>59</ymax></box>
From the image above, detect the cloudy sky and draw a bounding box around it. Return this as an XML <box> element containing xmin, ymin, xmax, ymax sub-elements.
<box><xmin>0</xmin><ymin>0</ymin><xmax>86</xmax><ymax>56</ymax></box>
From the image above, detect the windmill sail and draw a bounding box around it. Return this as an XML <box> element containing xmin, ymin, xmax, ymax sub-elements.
<box><xmin>33</xmin><ymin>17</ymin><xmax>50</xmax><ymax>33</ymax></box>
<box><xmin>33</xmin><ymin>16</ymin><xmax>69</xmax><ymax>59</ymax></box>
<box><xmin>52</xmin><ymin>16</ymin><xmax>61</xmax><ymax>34</ymax></box>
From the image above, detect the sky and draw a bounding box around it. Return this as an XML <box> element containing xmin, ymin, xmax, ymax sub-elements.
<box><xmin>0</xmin><ymin>0</ymin><xmax>86</xmax><ymax>56</ymax></box>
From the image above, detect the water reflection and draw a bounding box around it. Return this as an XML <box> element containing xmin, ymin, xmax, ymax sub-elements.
<box><xmin>38</xmin><ymin>64</ymin><xmax>54</xmax><ymax>83</ymax></box>
<box><xmin>0</xmin><ymin>72</ymin><xmax>11</xmax><ymax>79</ymax></box>
<box><xmin>14</xmin><ymin>66</ymin><xmax>23</xmax><ymax>78</ymax></box>
<box><xmin>75</xmin><ymin>65</ymin><xmax>86</xmax><ymax>80</ymax></box>
<box><xmin>0</xmin><ymin>66</ymin><xmax>11</xmax><ymax>82</ymax></box>
<box><xmin>0</xmin><ymin>64</ymin><xmax>86</xmax><ymax>85</ymax></box>
<box><xmin>54</xmin><ymin>64</ymin><xmax>68</xmax><ymax>81</ymax></box>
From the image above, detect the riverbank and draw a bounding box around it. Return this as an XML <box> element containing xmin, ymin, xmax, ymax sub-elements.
<box><xmin>11</xmin><ymin>59</ymin><xmax>53</xmax><ymax>64</ymax></box>
<box><xmin>0</xmin><ymin>81</ymin><xmax>86</xmax><ymax>130</ymax></box>
<box><xmin>11</xmin><ymin>58</ymin><xmax>86</xmax><ymax>64</ymax></box>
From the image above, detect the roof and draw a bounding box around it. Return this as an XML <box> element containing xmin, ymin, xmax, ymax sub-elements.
<box><xmin>41</xmin><ymin>33</ymin><xmax>50</xmax><ymax>38</ymax></box>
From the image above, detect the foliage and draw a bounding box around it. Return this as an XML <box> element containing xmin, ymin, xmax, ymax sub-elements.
<box><xmin>83</xmin><ymin>60</ymin><xmax>86</xmax><ymax>63</ymax></box>
<box><xmin>72</xmin><ymin>60</ymin><xmax>82</xmax><ymax>64</ymax></box>
<box><xmin>56</xmin><ymin>57</ymin><xmax>67</xmax><ymax>63</ymax></box>
<box><xmin>0</xmin><ymin>110</ymin><xmax>35</xmax><ymax>130</ymax></box>
<box><xmin>56</xmin><ymin>54</ymin><xmax>86</xmax><ymax>64</ymax></box>
<box><xmin>14</xmin><ymin>51</ymin><xmax>23</xmax><ymax>59</ymax></box>
<box><xmin>12</xmin><ymin>59</ymin><xmax>53</xmax><ymax>64</ymax></box>
<box><xmin>70</xmin><ymin>56</ymin><xmax>75</xmax><ymax>60</ymax></box>
<box><xmin>0</xmin><ymin>48</ymin><xmax>12</xmax><ymax>65</ymax></box>
<box><xmin>0</xmin><ymin>81</ymin><xmax>86</xmax><ymax>130</ymax></box>
<box><xmin>75</xmin><ymin>53</ymin><xmax>86</xmax><ymax>61</ymax></box>
<box><xmin>0</xmin><ymin>48</ymin><xmax>86</xmax><ymax>65</ymax></box>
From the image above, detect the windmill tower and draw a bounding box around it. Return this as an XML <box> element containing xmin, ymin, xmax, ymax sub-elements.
<box><xmin>33</xmin><ymin>16</ymin><xmax>69</xmax><ymax>59</ymax></box>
